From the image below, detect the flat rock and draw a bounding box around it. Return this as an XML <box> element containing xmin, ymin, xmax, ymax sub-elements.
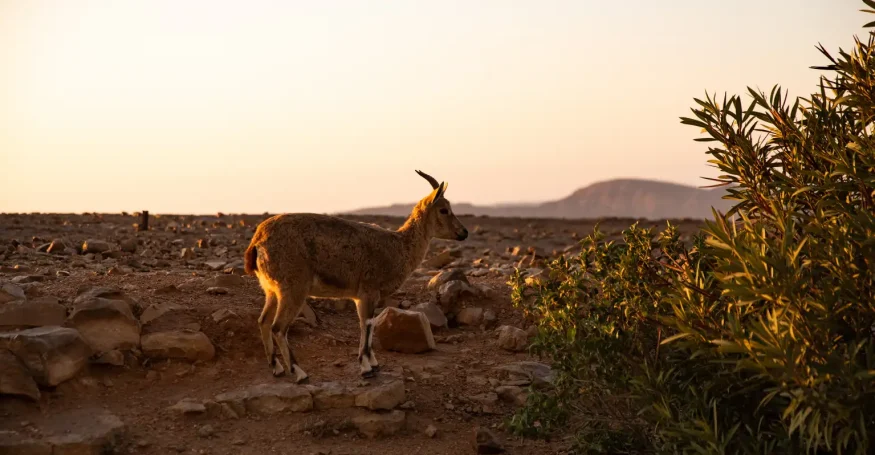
<box><xmin>457</xmin><ymin>307</ymin><xmax>484</xmax><ymax>326</ymax></box>
<box><xmin>141</xmin><ymin>330</ymin><xmax>215</xmax><ymax>362</ymax></box>
<box><xmin>373</xmin><ymin>308</ymin><xmax>435</xmax><ymax>354</ymax></box>
<box><xmin>73</xmin><ymin>286</ymin><xmax>139</xmax><ymax>311</ymax></box>
<box><xmin>216</xmin><ymin>383</ymin><xmax>313</xmax><ymax>415</ymax></box>
<box><xmin>309</xmin><ymin>381</ymin><xmax>355</xmax><ymax>409</ymax></box>
<box><xmin>169</xmin><ymin>398</ymin><xmax>207</xmax><ymax>415</ymax></box>
<box><xmin>203</xmin><ymin>274</ymin><xmax>244</xmax><ymax>288</ymax></box>
<box><xmin>211</xmin><ymin>308</ymin><xmax>237</xmax><ymax>323</ymax></box>
<box><xmin>0</xmin><ymin>409</ymin><xmax>125</xmax><ymax>454</ymax></box>
<box><xmin>204</xmin><ymin>260</ymin><xmax>227</xmax><ymax>271</ymax></box>
<box><xmin>496</xmin><ymin>325</ymin><xmax>528</xmax><ymax>352</ymax></box>
<box><xmin>0</xmin><ymin>283</ymin><xmax>26</xmax><ymax>304</ymax></box>
<box><xmin>206</xmin><ymin>286</ymin><xmax>229</xmax><ymax>295</ymax></box>
<box><xmin>492</xmin><ymin>361</ymin><xmax>555</xmax><ymax>389</ymax></box>
<box><xmin>0</xmin><ymin>349</ymin><xmax>40</xmax><ymax>401</ymax></box>
<box><xmin>0</xmin><ymin>297</ymin><xmax>66</xmax><ymax>329</ymax></box>
<box><xmin>354</xmin><ymin>380</ymin><xmax>406</xmax><ymax>410</ymax></box>
<box><xmin>352</xmin><ymin>410</ymin><xmax>405</xmax><ymax>439</ymax></box>
<box><xmin>411</xmin><ymin>302</ymin><xmax>447</xmax><ymax>329</ymax></box>
<box><xmin>140</xmin><ymin>302</ymin><xmax>186</xmax><ymax>325</ymax></box>
<box><xmin>67</xmin><ymin>298</ymin><xmax>140</xmax><ymax>354</ymax></box>
<box><xmin>0</xmin><ymin>326</ymin><xmax>91</xmax><ymax>386</ymax></box>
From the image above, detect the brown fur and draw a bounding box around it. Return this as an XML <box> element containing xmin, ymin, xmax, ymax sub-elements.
<box><xmin>244</xmin><ymin>171</ymin><xmax>467</xmax><ymax>381</ymax></box>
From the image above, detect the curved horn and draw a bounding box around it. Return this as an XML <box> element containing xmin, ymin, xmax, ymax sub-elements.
<box><xmin>415</xmin><ymin>170</ymin><xmax>440</xmax><ymax>189</ymax></box>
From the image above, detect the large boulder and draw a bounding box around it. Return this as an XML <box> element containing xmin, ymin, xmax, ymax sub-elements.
<box><xmin>0</xmin><ymin>296</ymin><xmax>66</xmax><ymax>329</ymax></box>
<box><xmin>73</xmin><ymin>286</ymin><xmax>140</xmax><ymax>312</ymax></box>
<box><xmin>309</xmin><ymin>382</ymin><xmax>355</xmax><ymax>410</ymax></box>
<box><xmin>82</xmin><ymin>239</ymin><xmax>111</xmax><ymax>254</ymax></box>
<box><xmin>373</xmin><ymin>308</ymin><xmax>435</xmax><ymax>354</ymax></box>
<box><xmin>141</xmin><ymin>330</ymin><xmax>215</xmax><ymax>362</ymax></box>
<box><xmin>67</xmin><ymin>298</ymin><xmax>140</xmax><ymax>354</ymax></box>
<box><xmin>0</xmin><ymin>326</ymin><xmax>91</xmax><ymax>386</ymax></box>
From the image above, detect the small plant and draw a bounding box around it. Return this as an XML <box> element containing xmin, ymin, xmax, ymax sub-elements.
<box><xmin>508</xmin><ymin>2</ymin><xmax>875</xmax><ymax>453</ymax></box>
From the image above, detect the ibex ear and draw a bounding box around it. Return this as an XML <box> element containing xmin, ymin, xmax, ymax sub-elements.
<box><xmin>427</xmin><ymin>182</ymin><xmax>447</xmax><ymax>204</ymax></box>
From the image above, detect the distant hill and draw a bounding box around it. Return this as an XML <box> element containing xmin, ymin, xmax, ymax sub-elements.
<box><xmin>343</xmin><ymin>178</ymin><xmax>734</xmax><ymax>220</ymax></box>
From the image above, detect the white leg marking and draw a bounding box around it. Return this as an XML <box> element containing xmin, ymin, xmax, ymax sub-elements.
<box><xmin>292</xmin><ymin>364</ymin><xmax>309</xmax><ymax>384</ymax></box>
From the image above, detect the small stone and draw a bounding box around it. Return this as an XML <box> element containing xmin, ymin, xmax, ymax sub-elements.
<box><xmin>204</xmin><ymin>260</ymin><xmax>227</xmax><ymax>271</ymax></box>
<box><xmin>197</xmin><ymin>424</ymin><xmax>214</xmax><ymax>438</ymax></box>
<box><xmin>354</xmin><ymin>380</ymin><xmax>406</xmax><ymax>410</ymax></box>
<box><xmin>94</xmin><ymin>349</ymin><xmax>126</xmax><ymax>366</ymax></box>
<box><xmin>495</xmin><ymin>386</ymin><xmax>528</xmax><ymax>406</ymax></box>
<box><xmin>457</xmin><ymin>307</ymin><xmax>484</xmax><ymax>326</ymax></box>
<box><xmin>47</xmin><ymin>239</ymin><xmax>67</xmax><ymax>254</ymax></box>
<box><xmin>425</xmin><ymin>424</ymin><xmax>438</xmax><ymax>438</ymax></box>
<box><xmin>298</xmin><ymin>302</ymin><xmax>318</xmax><ymax>327</ymax></box>
<box><xmin>427</xmin><ymin>269</ymin><xmax>470</xmax><ymax>290</ymax></box>
<box><xmin>152</xmin><ymin>284</ymin><xmax>181</xmax><ymax>296</ymax></box>
<box><xmin>472</xmin><ymin>426</ymin><xmax>505</xmax><ymax>453</ymax></box>
<box><xmin>119</xmin><ymin>238</ymin><xmax>138</xmax><ymax>253</ymax></box>
<box><xmin>492</xmin><ymin>361</ymin><xmax>555</xmax><ymax>389</ymax></box>
<box><xmin>211</xmin><ymin>308</ymin><xmax>237</xmax><ymax>323</ymax></box>
<box><xmin>206</xmin><ymin>286</ymin><xmax>229</xmax><ymax>295</ymax></box>
<box><xmin>496</xmin><ymin>325</ymin><xmax>528</xmax><ymax>352</ymax></box>
<box><xmin>82</xmin><ymin>239</ymin><xmax>111</xmax><ymax>254</ymax></box>
<box><xmin>203</xmin><ymin>274</ymin><xmax>244</xmax><ymax>288</ymax></box>
<box><xmin>352</xmin><ymin>410</ymin><xmax>405</xmax><ymax>439</ymax></box>
<box><xmin>483</xmin><ymin>309</ymin><xmax>497</xmax><ymax>326</ymax></box>
<box><xmin>180</xmin><ymin>248</ymin><xmax>195</xmax><ymax>260</ymax></box>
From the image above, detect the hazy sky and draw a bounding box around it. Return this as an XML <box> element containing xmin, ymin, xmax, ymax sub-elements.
<box><xmin>0</xmin><ymin>1</ymin><xmax>865</xmax><ymax>214</ymax></box>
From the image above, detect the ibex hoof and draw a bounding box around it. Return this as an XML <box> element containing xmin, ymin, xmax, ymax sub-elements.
<box><xmin>272</xmin><ymin>361</ymin><xmax>285</xmax><ymax>377</ymax></box>
<box><xmin>370</xmin><ymin>364</ymin><xmax>381</xmax><ymax>373</ymax></box>
<box><xmin>360</xmin><ymin>369</ymin><xmax>377</xmax><ymax>379</ymax></box>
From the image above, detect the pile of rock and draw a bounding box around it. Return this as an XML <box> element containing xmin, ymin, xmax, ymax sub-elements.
<box><xmin>0</xmin><ymin>285</ymin><xmax>216</xmax><ymax>402</ymax></box>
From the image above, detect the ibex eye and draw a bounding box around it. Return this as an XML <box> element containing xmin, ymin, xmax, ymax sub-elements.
<box><xmin>439</xmin><ymin>208</ymin><xmax>449</xmax><ymax>215</ymax></box>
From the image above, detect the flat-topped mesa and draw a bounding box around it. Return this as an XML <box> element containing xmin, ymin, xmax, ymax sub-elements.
<box><xmin>243</xmin><ymin>170</ymin><xmax>468</xmax><ymax>382</ymax></box>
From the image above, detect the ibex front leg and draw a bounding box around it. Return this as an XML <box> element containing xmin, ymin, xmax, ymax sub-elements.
<box><xmin>355</xmin><ymin>293</ymin><xmax>380</xmax><ymax>378</ymax></box>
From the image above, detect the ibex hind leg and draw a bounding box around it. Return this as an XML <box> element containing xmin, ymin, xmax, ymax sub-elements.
<box><xmin>355</xmin><ymin>295</ymin><xmax>379</xmax><ymax>378</ymax></box>
<box><xmin>272</xmin><ymin>285</ymin><xmax>310</xmax><ymax>384</ymax></box>
<box><xmin>258</xmin><ymin>291</ymin><xmax>283</xmax><ymax>376</ymax></box>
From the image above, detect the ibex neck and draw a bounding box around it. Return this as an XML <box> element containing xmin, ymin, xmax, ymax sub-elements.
<box><xmin>397</xmin><ymin>204</ymin><xmax>432</xmax><ymax>275</ymax></box>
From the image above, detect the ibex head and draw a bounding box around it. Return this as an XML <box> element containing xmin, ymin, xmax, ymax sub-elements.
<box><xmin>415</xmin><ymin>170</ymin><xmax>468</xmax><ymax>241</ymax></box>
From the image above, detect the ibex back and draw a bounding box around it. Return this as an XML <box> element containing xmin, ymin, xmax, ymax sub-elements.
<box><xmin>243</xmin><ymin>170</ymin><xmax>468</xmax><ymax>381</ymax></box>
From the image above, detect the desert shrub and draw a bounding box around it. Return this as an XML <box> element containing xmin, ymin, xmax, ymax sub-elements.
<box><xmin>507</xmin><ymin>3</ymin><xmax>875</xmax><ymax>454</ymax></box>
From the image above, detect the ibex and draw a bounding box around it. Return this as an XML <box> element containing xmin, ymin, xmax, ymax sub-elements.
<box><xmin>243</xmin><ymin>170</ymin><xmax>468</xmax><ymax>382</ymax></box>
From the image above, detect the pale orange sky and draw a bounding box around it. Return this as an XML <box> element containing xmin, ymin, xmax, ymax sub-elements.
<box><xmin>0</xmin><ymin>1</ymin><xmax>864</xmax><ymax>214</ymax></box>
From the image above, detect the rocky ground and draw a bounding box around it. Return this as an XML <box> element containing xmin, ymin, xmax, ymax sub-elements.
<box><xmin>0</xmin><ymin>212</ymin><xmax>703</xmax><ymax>454</ymax></box>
